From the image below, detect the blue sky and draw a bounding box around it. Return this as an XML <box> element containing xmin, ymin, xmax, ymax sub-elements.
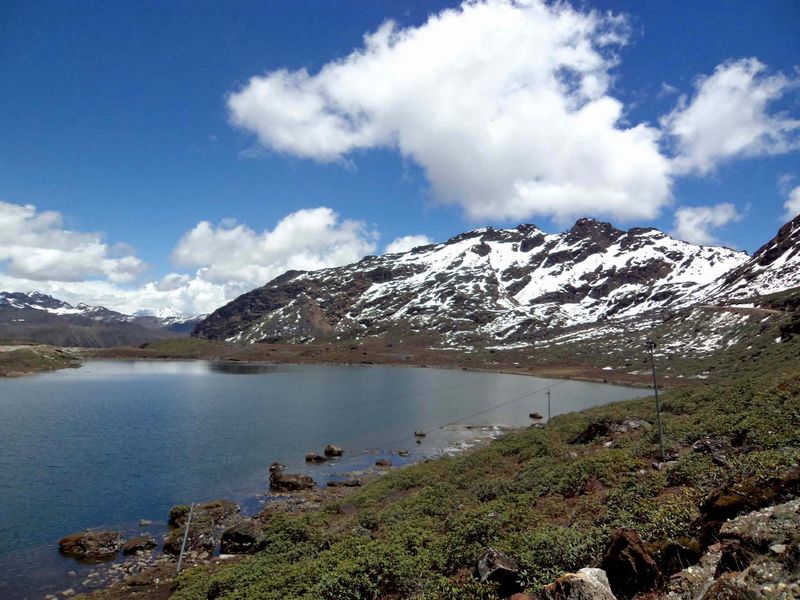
<box><xmin>0</xmin><ymin>0</ymin><xmax>798</xmax><ymax>314</ymax></box>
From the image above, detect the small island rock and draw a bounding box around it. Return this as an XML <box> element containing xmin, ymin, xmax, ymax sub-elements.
<box><xmin>324</xmin><ymin>444</ymin><xmax>344</xmax><ymax>457</ymax></box>
<box><xmin>58</xmin><ymin>530</ymin><xmax>124</xmax><ymax>561</ymax></box>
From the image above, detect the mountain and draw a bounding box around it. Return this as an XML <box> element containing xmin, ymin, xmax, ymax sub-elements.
<box><xmin>192</xmin><ymin>218</ymin><xmax>754</xmax><ymax>346</ymax></box>
<box><xmin>703</xmin><ymin>213</ymin><xmax>800</xmax><ymax>302</ymax></box>
<box><xmin>0</xmin><ymin>292</ymin><xmax>200</xmax><ymax>347</ymax></box>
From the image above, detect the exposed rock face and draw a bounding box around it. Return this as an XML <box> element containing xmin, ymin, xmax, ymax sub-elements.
<box><xmin>669</xmin><ymin>499</ymin><xmax>800</xmax><ymax>600</ymax></box>
<box><xmin>58</xmin><ymin>530</ymin><xmax>123</xmax><ymax>561</ymax></box>
<box><xmin>705</xmin><ymin>213</ymin><xmax>800</xmax><ymax>301</ymax></box>
<box><xmin>121</xmin><ymin>534</ymin><xmax>157</xmax><ymax>555</ymax></box>
<box><xmin>269</xmin><ymin>471</ymin><xmax>315</xmax><ymax>492</ymax></box>
<box><xmin>220</xmin><ymin>519</ymin><xmax>266</xmax><ymax>555</ymax></box>
<box><xmin>163</xmin><ymin>500</ymin><xmax>241</xmax><ymax>556</ymax></box>
<box><xmin>476</xmin><ymin>547</ymin><xmax>522</xmax><ymax>597</ymax></box>
<box><xmin>192</xmin><ymin>218</ymin><xmax>749</xmax><ymax>346</ymax></box>
<box><xmin>600</xmin><ymin>529</ymin><xmax>659</xmax><ymax>600</ymax></box>
<box><xmin>693</xmin><ymin>467</ymin><xmax>800</xmax><ymax>545</ymax></box>
<box><xmin>570</xmin><ymin>419</ymin><xmax>652</xmax><ymax>445</ymax></box>
<box><xmin>541</xmin><ymin>568</ymin><xmax>617</xmax><ymax>600</ymax></box>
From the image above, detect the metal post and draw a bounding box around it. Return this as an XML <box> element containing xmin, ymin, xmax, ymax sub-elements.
<box><xmin>646</xmin><ymin>341</ymin><xmax>665</xmax><ymax>462</ymax></box>
<box><xmin>176</xmin><ymin>503</ymin><xmax>195</xmax><ymax>574</ymax></box>
<box><xmin>546</xmin><ymin>388</ymin><xmax>551</xmax><ymax>424</ymax></box>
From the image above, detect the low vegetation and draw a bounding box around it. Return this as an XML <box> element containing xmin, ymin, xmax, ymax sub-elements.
<box><xmin>165</xmin><ymin>333</ymin><xmax>800</xmax><ymax>599</ymax></box>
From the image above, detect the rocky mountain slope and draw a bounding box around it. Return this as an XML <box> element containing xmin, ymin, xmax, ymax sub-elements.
<box><xmin>194</xmin><ymin>218</ymin><xmax>755</xmax><ymax>346</ymax></box>
<box><xmin>0</xmin><ymin>292</ymin><xmax>201</xmax><ymax>347</ymax></box>
<box><xmin>703</xmin><ymin>213</ymin><xmax>800</xmax><ymax>302</ymax></box>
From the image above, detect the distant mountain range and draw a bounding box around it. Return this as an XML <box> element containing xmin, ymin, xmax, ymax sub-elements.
<box><xmin>193</xmin><ymin>215</ymin><xmax>800</xmax><ymax>348</ymax></box>
<box><xmin>0</xmin><ymin>292</ymin><xmax>202</xmax><ymax>347</ymax></box>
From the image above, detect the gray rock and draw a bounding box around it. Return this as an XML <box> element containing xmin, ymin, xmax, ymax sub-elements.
<box><xmin>541</xmin><ymin>567</ymin><xmax>617</xmax><ymax>600</ymax></box>
<box><xmin>476</xmin><ymin>547</ymin><xmax>521</xmax><ymax>597</ymax></box>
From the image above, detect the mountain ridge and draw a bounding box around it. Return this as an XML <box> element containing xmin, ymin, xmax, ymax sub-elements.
<box><xmin>193</xmin><ymin>216</ymin><xmax>787</xmax><ymax>347</ymax></box>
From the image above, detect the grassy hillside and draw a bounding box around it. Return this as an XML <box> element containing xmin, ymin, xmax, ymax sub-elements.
<box><xmin>164</xmin><ymin>338</ymin><xmax>800</xmax><ymax>599</ymax></box>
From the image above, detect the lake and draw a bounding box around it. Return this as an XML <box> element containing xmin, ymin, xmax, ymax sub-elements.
<box><xmin>0</xmin><ymin>360</ymin><xmax>645</xmax><ymax>598</ymax></box>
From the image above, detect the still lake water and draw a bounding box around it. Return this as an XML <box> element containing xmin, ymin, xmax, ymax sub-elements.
<box><xmin>0</xmin><ymin>360</ymin><xmax>644</xmax><ymax>598</ymax></box>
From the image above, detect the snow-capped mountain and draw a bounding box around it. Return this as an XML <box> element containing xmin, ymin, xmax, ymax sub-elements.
<box><xmin>703</xmin><ymin>213</ymin><xmax>800</xmax><ymax>302</ymax></box>
<box><xmin>193</xmin><ymin>218</ymin><xmax>753</xmax><ymax>345</ymax></box>
<box><xmin>0</xmin><ymin>292</ymin><xmax>199</xmax><ymax>347</ymax></box>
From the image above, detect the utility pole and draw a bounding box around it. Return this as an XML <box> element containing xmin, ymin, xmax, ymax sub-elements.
<box><xmin>646</xmin><ymin>340</ymin><xmax>665</xmax><ymax>462</ymax></box>
<box><xmin>546</xmin><ymin>388</ymin><xmax>551</xmax><ymax>424</ymax></box>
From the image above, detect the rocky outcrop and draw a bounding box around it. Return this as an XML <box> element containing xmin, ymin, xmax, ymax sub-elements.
<box><xmin>163</xmin><ymin>500</ymin><xmax>241</xmax><ymax>556</ymax></box>
<box><xmin>541</xmin><ymin>568</ymin><xmax>617</xmax><ymax>600</ymax></box>
<box><xmin>693</xmin><ymin>467</ymin><xmax>800</xmax><ymax>545</ymax></box>
<box><xmin>476</xmin><ymin>547</ymin><xmax>522</xmax><ymax>597</ymax></box>
<box><xmin>570</xmin><ymin>419</ymin><xmax>651</xmax><ymax>445</ymax></box>
<box><xmin>220</xmin><ymin>519</ymin><xmax>266</xmax><ymax>555</ymax></box>
<box><xmin>269</xmin><ymin>470</ymin><xmax>315</xmax><ymax>492</ymax></box>
<box><xmin>58</xmin><ymin>530</ymin><xmax>124</xmax><ymax>561</ymax></box>
<box><xmin>599</xmin><ymin>529</ymin><xmax>659</xmax><ymax>600</ymax></box>
<box><xmin>668</xmin><ymin>499</ymin><xmax>800</xmax><ymax>599</ymax></box>
<box><xmin>121</xmin><ymin>534</ymin><xmax>157</xmax><ymax>556</ymax></box>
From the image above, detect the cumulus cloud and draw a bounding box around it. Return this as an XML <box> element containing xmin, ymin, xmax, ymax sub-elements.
<box><xmin>0</xmin><ymin>201</ymin><xmax>378</xmax><ymax>315</ymax></box>
<box><xmin>663</xmin><ymin>59</ymin><xmax>800</xmax><ymax>175</ymax></box>
<box><xmin>671</xmin><ymin>203</ymin><xmax>742</xmax><ymax>245</ymax></box>
<box><xmin>385</xmin><ymin>234</ymin><xmax>433</xmax><ymax>254</ymax></box>
<box><xmin>784</xmin><ymin>186</ymin><xmax>800</xmax><ymax>221</ymax></box>
<box><xmin>172</xmin><ymin>207</ymin><xmax>377</xmax><ymax>285</ymax></box>
<box><xmin>0</xmin><ymin>200</ymin><xmax>145</xmax><ymax>282</ymax></box>
<box><xmin>228</xmin><ymin>0</ymin><xmax>671</xmax><ymax>223</ymax></box>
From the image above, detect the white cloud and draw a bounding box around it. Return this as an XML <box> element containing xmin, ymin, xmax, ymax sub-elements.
<box><xmin>172</xmin><ymin>207</ymin><xmax>377</xmax><ymax>285</ymax></box>
<box><xmin>385</xmin><ymin>234</ymin><xmax>433</xmax><ymax>254</ymax></box>
<box><xmin>0</xmin><ymin>202</ymin><xmax>378</xmax><ymax>316</ymax></box>
<box><xmin>671</xmin><ymin>203</ymin><xmax>742</xmax><ymax>245</ymax></box>
<box><xmin>784</xmin><ymin>186</ymin><xmax>800</xmax><ymax>221</ymax></box>
<box><xmin>0</xmin><ymin>200</ymin><xmax>145</xmax><ymax>282</ymax></box>
<box><xmin>228</xmin><ymin>0</ymin><xmax>672</xmax><ymax>223</ymax></box>
<box><xmin>663</xmin><ymin>58</ymin><xmax>800</xmax><ymax>175</ymax></box>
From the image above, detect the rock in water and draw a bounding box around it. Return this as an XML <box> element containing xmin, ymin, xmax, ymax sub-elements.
<box><xmin>600</xmin><ymin>529</ymin><xmax>659</xmax><ymax>599</ymax></box>
<box><xmin>375</xmin><ymin>458</ymin><xmax>392</xmax><ymax>467</ymax></box>
<box><xmin>269</xmin><ymin>470</ymin><xmax>315</xmax><ymax>492</ymax></box>
<box><xmin>476</xmin><ymin>547</ymin><xmax>522</xmax><ymax>597</ymax></box>
<box><xmin>305</xmin><ymin>453</ymin><xmax>327</xmax><ymax>463</ymax></box>
<box><xmin>541</xmin><ymin>568</ymin><xmax>617</xmax><ymax>600</ymax></box>
<box><xmin>220</xmin><ymin>519</ymin><xmax>266</xmax><ymax>554</ymax></box>
<box><xmin>324</xmin><ymin>444</ymin><xmax>344</xmax><ymax>457</ymax></box>
<box><xmin>122</xmin><ymin>534</ymin><xmax>157</xmax><ymax>555</ymax></box>
<box><xmin>58</xmin><ymin>530</ymin><xmax>124</xmax><ymax>561</ymax></box>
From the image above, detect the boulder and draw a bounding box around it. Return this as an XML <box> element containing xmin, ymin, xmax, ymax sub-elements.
<box><xmin>397</xmin><ymin>450</ymin><xmax>410</xmax><ymax>457</ymax></box>
<box><xmin>541</xmin><ymin>567</ymin><xmax>617</xmax><ymax>600</ymax></box>
<box><xmin>476</xmin><ymin>547</ymin><xmax>522</xmax><ymax>597</ymax></box>
<box><xmin>324</xmin><ymin>444</ymin><xmax>344</xmax><ymax>457</ymax></box>
<box><xmin>305</xmin><ymin>453</ymin><xmax>327</xmax><ymax>463</ymax></box>
<box><xmin>269</xmin><ymin>462</ymin><xmax>285</xmax><ymax>473</ymax></box>
<box><xmin>414</xmin><ymin>431</ymin><xmax>427</xmax><ymax>437</ymax></box>
<box><xmin>570</xmin><ymin>421</ymin><xmax>612</xmax><ymax>445</ymax></box>
<box><xmin>599</xmin><ymin>529</ymin><xmax>659</xmax><ymax>600</ymax></box>
<box><xmin>269</xmin><ymin>470</ymin><xmax>315</xmax><ymax>492</ymax></box>
<box><xmin>122</xmin><ymin>534</ymin><xmax>157</xmax><ymax>556</ymax></box>
<box><xmin>219</xmin><ymin>519</ymin><xmax>265</xmax><ymax>554</ymax></box>
<box><xmin>58</xmin><ymin>530</ymin><xmax>123</xmax><ymax>561</ymax></box>
<box><xmin>168</xmin><ymin>500</ymin><xmax>239</xmax><ymax>529</ymax></box>
<box><xmin>375</xmin><ymin>458</ymin><xmax>392</xmax><ymax>467</ymax></box>
<box><xmin>529</xmin><ymin>412</ymin><xmax>543</xmax><ymax>420</ymax></box>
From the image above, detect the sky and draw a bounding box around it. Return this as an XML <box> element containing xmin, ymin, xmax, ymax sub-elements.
<box><xmin>0</xmin><ymin>0</ymin><xmax>798</xmax><ymax>315</ymax></box>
